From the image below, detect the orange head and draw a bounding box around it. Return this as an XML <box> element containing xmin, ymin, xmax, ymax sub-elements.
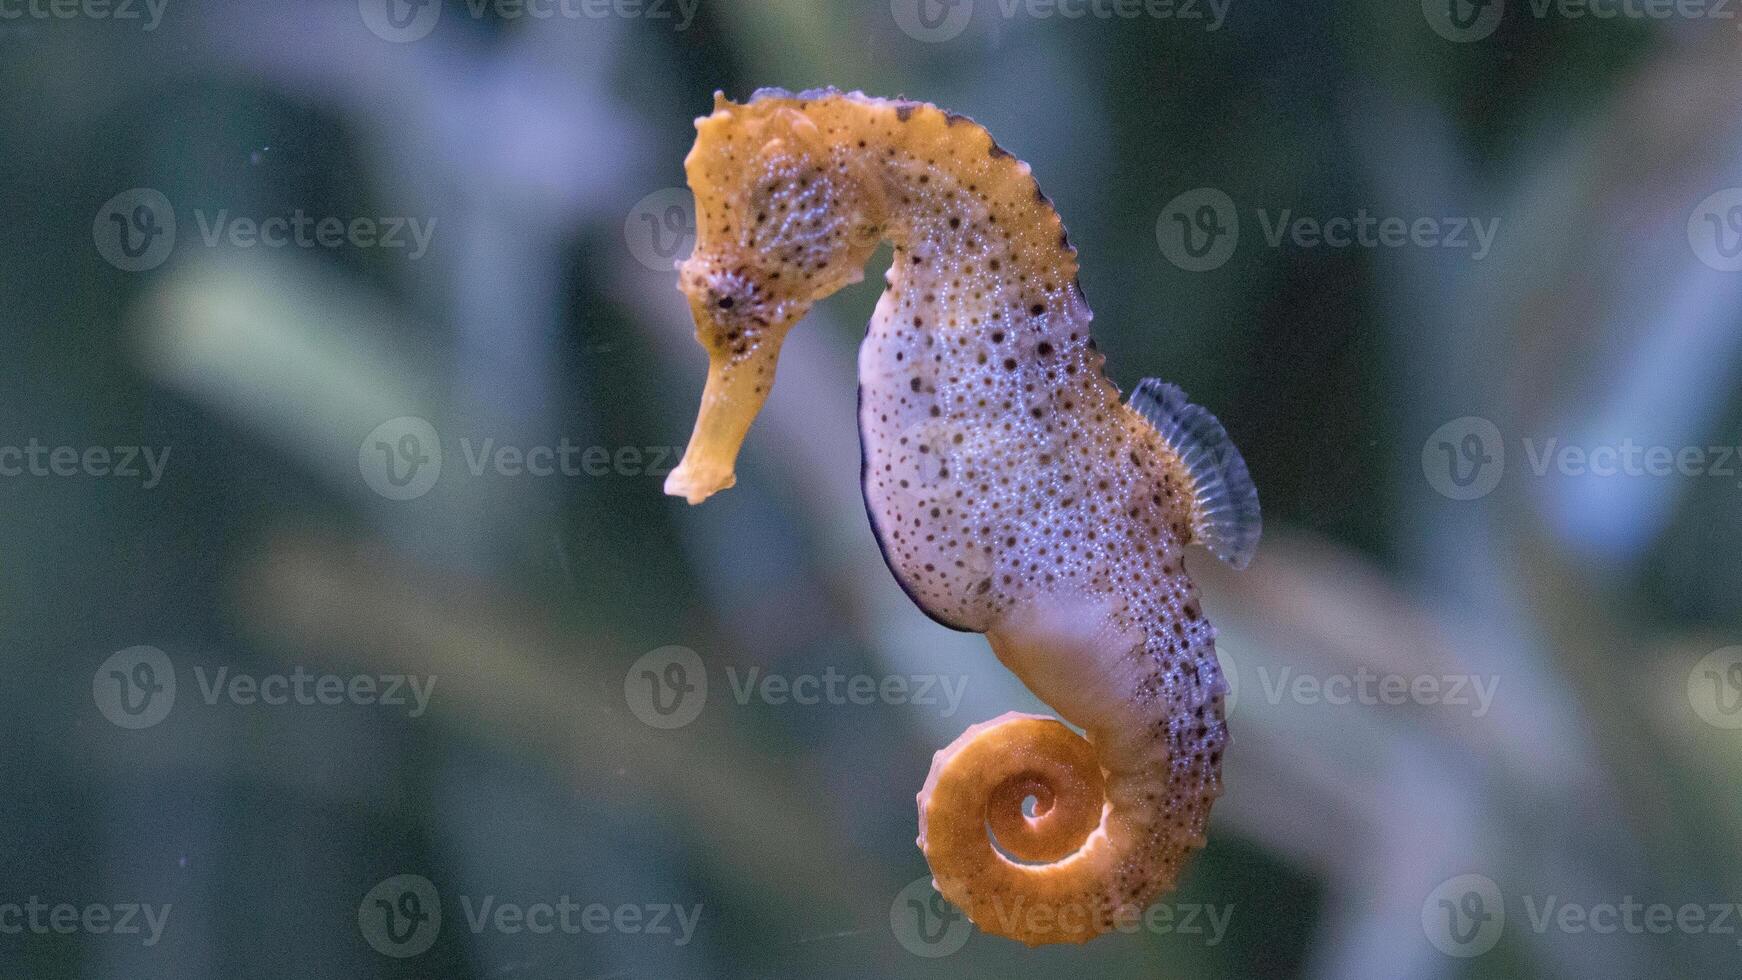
<box><xmin>665</xmin><ymin>92</ymin><xmax>885</xmax><ymax>504</ymax></box>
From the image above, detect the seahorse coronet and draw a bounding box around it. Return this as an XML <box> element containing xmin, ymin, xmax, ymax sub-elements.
<box><xmin>664</xmin><ymin>89</ymin><xmax>1259</xmax><ymax>945</ymax></box>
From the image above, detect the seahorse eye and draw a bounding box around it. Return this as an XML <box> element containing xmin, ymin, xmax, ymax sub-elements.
<box><xmin>699</xmin><ymin>268</ymin><xmax>759</xmax><ymax>320</ymax></box>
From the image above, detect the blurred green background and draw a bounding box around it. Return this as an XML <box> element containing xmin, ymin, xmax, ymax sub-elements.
<box><xmin>4</xmin><ymin>1</ymin><xmax>1742</xmax><ymax>977</ymax></box>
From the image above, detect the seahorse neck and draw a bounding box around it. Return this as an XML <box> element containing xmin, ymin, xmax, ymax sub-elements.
<box><xmin>808</xmin><ymin>94</ymin><xmax>1092</xmax><ymax>348</ymax></box>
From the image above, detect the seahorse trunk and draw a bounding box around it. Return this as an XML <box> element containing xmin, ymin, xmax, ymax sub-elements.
<box><xmin>664</xmin><ymin>88</ymin><xmax>1255</xmax><ymax>947</ymax></box>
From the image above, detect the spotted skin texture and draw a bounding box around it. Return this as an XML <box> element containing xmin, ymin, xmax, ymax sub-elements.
<box><xmin>664</xmin><ymin>89</ymin><xmax>1243</xmax><ymax>946</ymax></box>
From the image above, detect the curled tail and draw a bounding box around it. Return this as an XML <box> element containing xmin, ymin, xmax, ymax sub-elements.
<box><xmin>916</xmin><ymin>590</ymin><xmax>1228</xmax><ymax>945</ymax></box>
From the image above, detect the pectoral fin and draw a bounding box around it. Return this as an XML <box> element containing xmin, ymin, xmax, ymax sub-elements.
<box><xmin>1127</xmin><ymin>380</ymin><xmax>1261</xmax><ymax>569</ymax></box>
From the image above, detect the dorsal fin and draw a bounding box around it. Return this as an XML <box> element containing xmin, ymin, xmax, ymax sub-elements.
<box><xmin>1128</xmin><ymin>380</ymin><xmax>1261</xmax><ymax>569</ymax></box>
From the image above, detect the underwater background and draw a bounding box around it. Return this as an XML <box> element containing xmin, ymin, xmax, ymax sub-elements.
<box><xmin>4</xmin><ymin>1</ymin><xmax>1742</xmax><ymax>977</ymax></box>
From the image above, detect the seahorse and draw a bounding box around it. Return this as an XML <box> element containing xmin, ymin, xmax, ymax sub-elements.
<box><xmin>662</xmin><ymin>88</ymin><xmax>1260</xmax><ymax>946</ymax></box>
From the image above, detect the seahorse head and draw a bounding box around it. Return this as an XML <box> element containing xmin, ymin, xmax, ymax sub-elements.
<box><xmin>666</xmin><ymin>92</ymin><xmax>886</xmax><ymax>504</ymax></box>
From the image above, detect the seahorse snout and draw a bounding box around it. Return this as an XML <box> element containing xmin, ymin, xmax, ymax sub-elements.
<box><xmin>663</xmin><ymin>292</ymin><xmax>795</xmax><ymax>506</ymax></box>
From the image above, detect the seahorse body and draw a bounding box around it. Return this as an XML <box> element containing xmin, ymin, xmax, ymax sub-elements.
<box><xmin>664</xmin><ymin>89</ymin><xmax>1259</xmax><ymax>945</ymax></box>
